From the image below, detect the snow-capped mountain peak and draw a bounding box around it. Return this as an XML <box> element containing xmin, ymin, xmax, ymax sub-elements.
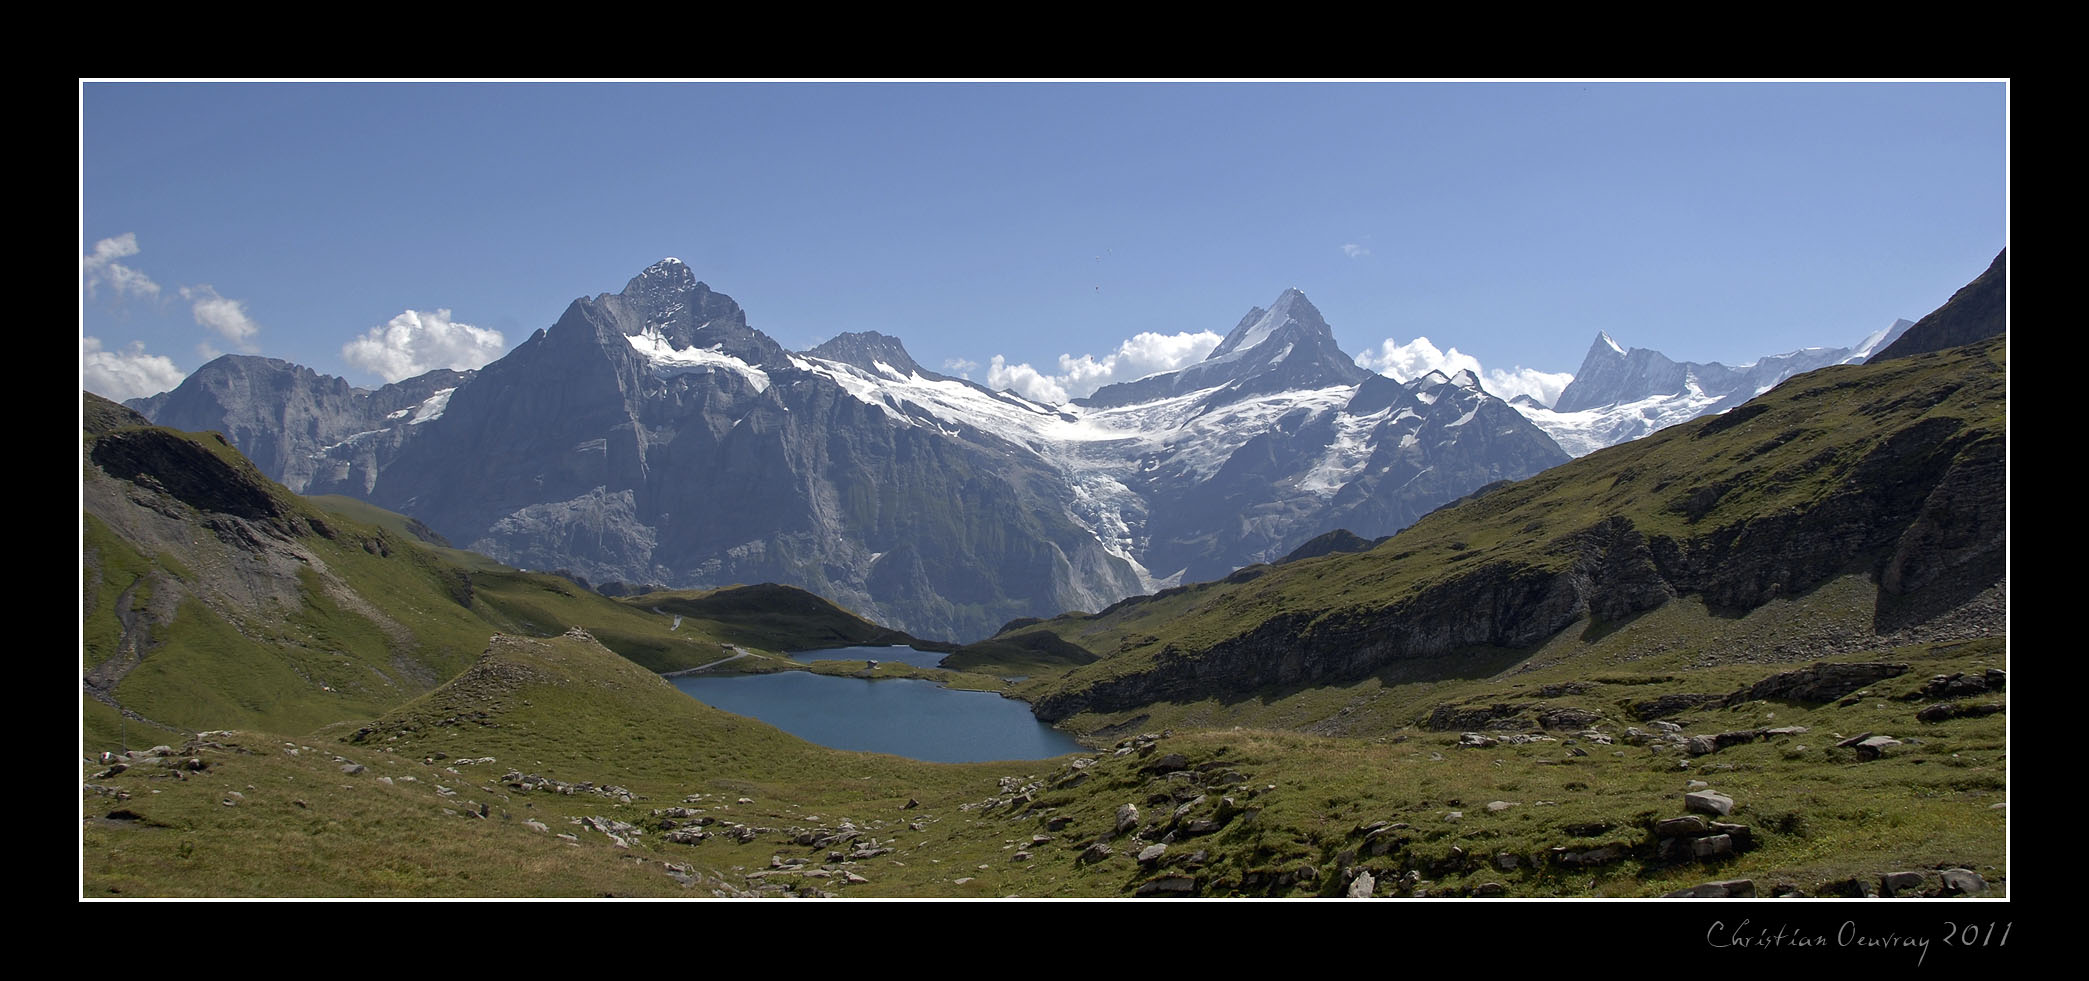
<box><xmin>1209</xmin><ymin>287</ymin><xmax>1329</xmax><ymax>360</ymax></box>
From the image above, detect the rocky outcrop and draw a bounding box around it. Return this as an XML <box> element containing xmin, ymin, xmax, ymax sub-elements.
<box><xmin>1629</xmin><ymin>693</ymin><xmax>1722</xmax><ymax>721</ymax></box>
<box><xmin>1648</xmin><ymin>415</ymin><xmax>2003</xmax><ymax>618</ymax></box>
<box><xmin>90</xmin><ymin>427</ymin><xmax>290</xmax><ymax>527</ymax></box>
<box><xmin>1899</xmin><ymin>669</ymin><xmax>2006</xmax><ymax>701</ymax></box>
<box><xmin>1916</xmin><ymin>701</ymin><xmax>2005</xmax><ymax>723</ymax></box>
<box><xmin>1277</xmin><ymin>529</ymin><xmax>1381</xmax><ymax>565</ymax></box>
<box><xmin>1723</xmin><ymin>662</ymin><xmax>1909</xmax><ymax>706</ymax></box>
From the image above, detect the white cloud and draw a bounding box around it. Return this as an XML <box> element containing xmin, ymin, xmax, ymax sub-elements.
<box><xmin>1356</xmin><ymin>335</ymin><xmax>1574</xmax><ymax>407</ymax></box>
<box><xmin>82</xmin><ymin>337</ymin><xmax>186</xmax><ymax>402</ymax></box>
<box><xmin>987</xmin><ymin>355</ymin><xmax>1070</xmax><ymax>404</ymax></box>
<box><xmin>1341</xmin><ymin>243</ymin><xmax>1370</xmax><ymax>258</ymax></box>
<box><xmin>179</xmin><ymin>284</ymin><xmax>261</xmax><ymax>352</ymax></box>
<box><xmin>81</xmin><ymin>233</ymin><xmax>161</xmax><ymax>301</ymax></box>
<box><xmin>1355</xmin><ymin>335</ymin><xmax>1484</xmax><ymax>381</ymax></box>
<box><xmin>987</xmin><ymin>330</ymin><xmax>1224</xmax><ymax>404</ymax></box>
<box><xmin>942</xmin><ymin>357</ymin><xmax>979</xmax><ymax>379</ymax></box>
<box><xmin>341</xmin><ymin>308</ymin><xmax>508</xmax><ymax>383</ymax></box>
<box><xmin>1481</xmin><ymin>366</ymin><xmax>1575</xmax><ymax>407</ymax></box>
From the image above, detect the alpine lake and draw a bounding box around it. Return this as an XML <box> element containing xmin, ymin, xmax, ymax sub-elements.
<box><xmin>669</xmin><ymin>646</ymin><xmax>1085</xmax><ymax>763</ymax></box>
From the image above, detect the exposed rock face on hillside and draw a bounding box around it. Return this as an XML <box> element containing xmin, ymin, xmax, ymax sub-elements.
<box><xmin>1277</xmin><ymin>529</ymin><xmax>1380</xmax><ymax>565</ymax></box>
<box><xmin>1871</xmin><ymin>249</ymin><xmax>2007</xmax><ymax>362</ymax></box>
<box><xmin>83</xmin><ymin>393</ymin><xmax>464</xmax><ymax>732</ymax></box>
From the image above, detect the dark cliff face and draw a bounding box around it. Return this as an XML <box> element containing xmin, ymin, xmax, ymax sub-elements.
<box><xmin>1870</xmin><ymin>249</ymin><xmax>2006</xmax><ymax>362</ymax></box>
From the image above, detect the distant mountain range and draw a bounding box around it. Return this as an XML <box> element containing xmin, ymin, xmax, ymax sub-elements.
<box><xmin>1505</xmin><ymin>247</ymin><xmax>2009</xmax><ymax>458</ymax></box>
<box><xmin>129</xmin><ymin>262</ymin><xmax>1568</xmax><ymax>641</ymax></box>
<box><xmin>1510</xmin><ymin>319</ymin><xmax>1914</xmax><ymax>457</ymax></box>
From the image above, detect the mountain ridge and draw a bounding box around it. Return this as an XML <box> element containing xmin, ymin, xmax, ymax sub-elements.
<box><xmin>1872</xmin><ymin>249</ymin><xmax>2007</xmax><ymax>361</ymax></box>
<box><xmin>129</xmin><ymin>270</ymin><xmax>1567</xmax><ymax>640</ymax></box>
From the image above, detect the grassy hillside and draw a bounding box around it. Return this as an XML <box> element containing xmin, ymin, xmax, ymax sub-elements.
<box><xmin>82</xmin><ymin>395</ymin><xmax>950</xmax><ymax>744</ymax></box>
<box><xmin>83</xmin><ymin>403</ymin><xmax>489</xmax><ymax>746</ymax></box>
<box><xmin>84</xmin><ymin>628</ymin><xmax>2004</xmax><ymax>898</ymax></box>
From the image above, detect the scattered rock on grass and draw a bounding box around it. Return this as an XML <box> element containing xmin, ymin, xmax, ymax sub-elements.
<box><xmin>1940</xmin><ymin>868</ymin><xmax>1987</xmax><ymax>895</ymax></box>
<box><xmin>1684</xmin><ymin>791</ymin><xmax>1734</xmax><ymax>816</ymax></box>
<box><xmin>1880</xmin><ymin>870</ymin><xmax>1928</xmax><ymax>896</ymax></box>
<box><xmin>1665</xmin><ymin>879</ymin><xmax>1755</xmax><ymax>898</ymax></box>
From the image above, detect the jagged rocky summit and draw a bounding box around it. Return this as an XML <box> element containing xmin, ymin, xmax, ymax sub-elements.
<box><xmin>131</xmin><ymin>260</ymin><xmax>1569</xmax><ymax>641</ymax></box>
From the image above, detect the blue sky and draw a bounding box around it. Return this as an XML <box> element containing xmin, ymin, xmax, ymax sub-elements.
<box><xmin>81</xmin><ymin>81</ymin><xmax>2007</xmax><ymax>405</ymax></box>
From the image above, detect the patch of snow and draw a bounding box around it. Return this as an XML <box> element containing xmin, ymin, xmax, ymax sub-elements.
<box><xmin>1510</xmin><ymin>386</ymin><xmax>1723</xmax><ymax>457</ymax></box>
<box><xmin>313</xmin><ymin>428</ymin><xmax>389</xmax><ymax>456</ymax></box>
<box><xmin>1296</xmin><ymin>407</ymin><xmax>1389</xmax><ymax>497</ymax></box>
<box><xmin>625</xmin><ymin>328</ymin><xmax>771</xmax><ymax>393</ymax></box>
<box><xmin>409</xmin><ymin>387</ymin><xmax>455</xmax><ymax>425</ymax></box>
<box><xmin>1228</xmin><ymin>303</ymin><xmax>1291</xmax><ymax>356</ymax></box>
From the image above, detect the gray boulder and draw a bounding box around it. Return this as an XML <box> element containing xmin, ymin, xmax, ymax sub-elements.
<box><xmin>1684</xmin><ymin>791</ymin><xmax>1734</xmax><ymax>816</ymax></box>
<box><xmin>1665</xmin><ymin>879</ymin><xmax>1756</xmax><ymax>898</ymax></box>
